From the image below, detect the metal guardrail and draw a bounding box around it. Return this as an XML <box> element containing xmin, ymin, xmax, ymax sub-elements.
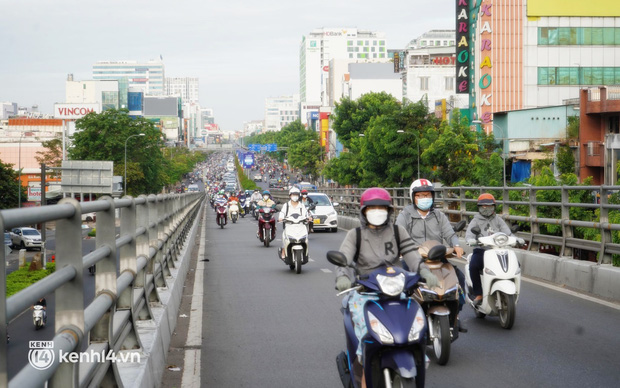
<box><xmin>274</xmin><ymin>185</ymin><xmax>620</xmax><ymax>265</ymax></box>
<box><xmin>0</xmin><ymin>192</ymin><xmax>203</xmax><ymax>387</ymax></box>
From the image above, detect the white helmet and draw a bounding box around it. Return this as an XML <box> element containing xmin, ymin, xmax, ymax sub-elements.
<box><xmin>289</xmin><ymin>187</ymin><xmax>301</xmax><ymax>196</ymax></box>
<box><xmin>409</xmin><ymin>178</ymin><xmax>435</xmax><ymax>202</ymax></box>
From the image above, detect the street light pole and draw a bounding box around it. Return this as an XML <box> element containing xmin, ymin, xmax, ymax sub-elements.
<box><xmin>124</xmin><ymin>133</ymin><xmax>145</xmax><ymax>194</ymax></box>
<box><xmin>18</xmin><ymin>133</ymin><xmax>24</xmax><ymax>208</ymax></box>
<box><xmin>397</xmin><ymin>130</ymin><xmax>420</xmax><ymax>179</ymax></box>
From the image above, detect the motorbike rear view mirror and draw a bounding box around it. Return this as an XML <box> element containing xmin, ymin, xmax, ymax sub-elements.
<box><xmin>510</xmin><ymin>224</ymin><xmax>520</xmax><ymax>234</ymax></box>
<box><xmin>309</xmin><ymin>204</ymin><xmax>316</xmax><ymax>210</ymax></box>
<box><xmin>326</xmin><ymin>250</ymin><xmax>348</xmax><ymax>267</ymax></box>
<box><xmin>471</xmin><ymin>226</ymin><xmax>481</xmax><ymax>236</ymax></box>
<box><xmin>453</xmin><ymin>220</ymin><xmax>467</xmax><ymax>232</ymax></box>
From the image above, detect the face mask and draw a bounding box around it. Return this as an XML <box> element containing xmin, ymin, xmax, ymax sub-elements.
<box><xmin>302</xmin><ymin>195</ymin><xmax>307</xmax><ymax>198</ymax></box>
<box><xmin>479</xmin><ymin>206</ymin><xmax>495</xmax><ymax>218</ymax></box>
<box><xmin>263</xmin><ymin>195</ymin><xmax>269</xmax><ymax>201</ymax></box>
<box><xmin>366</xmin><ymin>209</ymin><xmax>388</xmax><ymax>226</ymax></box>
<box><xmin>291</xmin><ymin>195</ymin><xmax>299</xmax><ymax>202</ymax></box>
<box><xmin>416</xmin><ymin>198</ymin><xmax>433</xmax><ymax>211</ymax></box>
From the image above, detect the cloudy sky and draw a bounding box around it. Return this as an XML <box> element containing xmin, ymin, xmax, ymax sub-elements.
<box><xmin>1</xmin><ymin>0</ymin><xmax>455</xmax><ymax>131</ymax></box>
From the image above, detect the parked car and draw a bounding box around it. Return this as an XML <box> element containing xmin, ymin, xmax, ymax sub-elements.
<box><xmin>4</xmin><ymin>232</ymin><xmax>12</xmax><ymax>251</ymax></box>
<box><xmin>306</xmin><ymin>193</ymin><xmax>339</xmax><ymax>232</ymax></box>
<box><xmin>10</xmin><ymin>227</ymin><xmax>43</xmax><ymax>251</ymax></box>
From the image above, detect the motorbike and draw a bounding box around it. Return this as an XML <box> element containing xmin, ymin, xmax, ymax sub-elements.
<box><xmin>229</xmin><ymin>200</ymin><xmax>240</xmax><ymax>223</ymax></box>
<box><xmin>327</xmin><ymin>251</ymin><xmax>428</xmax><ymax>388</ymax></box>
<box><xmin>280</xmin><ymin>213</ymin><xmax>309</xmax><ymax>274</ymax></box>
<box><xmin>215</xmin><ymin>202</ymin><xmax>228</xmax><ymax>229</ymax></box>
<box><xmin>465</xmin><ymin>226</ymin><xmax>522</xmax><ymax>329</ymax></box>
<box><xmin>258</xmin><ymin>207</ymin><xmax>277</xmax><ymax>247</ymax></box>
<box><xmin>413</xmin><ymin>241</ymin><xmax>461</xmax><ymax>366</ymax></box>
<box><xmin>251</xmin><ymin>201</ymin><xmax>259</xmax><ymax>220</ymax></box>
<box><xmin>33</xmin><ymin>305</ymin><xmax>46</xmax><ymax>330</ymax></box>
<box><xmin>242</xmin><ymin>198</ymin><xmax>251</xmax><ymax>218</ymax></box>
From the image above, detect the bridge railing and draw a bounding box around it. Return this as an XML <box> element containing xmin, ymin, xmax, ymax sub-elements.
<box><xmin>0</xmin><ymin>192</ymin><xmax>203</xmax><ymax>387</ymax></box>
<box><xmin>272</xmin><ymin>185</ymin><xmax>620</xmax><ymax>265</ymax></box>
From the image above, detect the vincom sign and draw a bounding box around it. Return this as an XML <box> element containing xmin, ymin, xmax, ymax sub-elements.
<box><xmin>54</xmin><ymin>103</ymin><xmax>100</xmax><ymax>119</ymax></box>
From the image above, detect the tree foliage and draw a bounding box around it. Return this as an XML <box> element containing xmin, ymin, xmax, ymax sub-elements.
<box><xmin>69</xmin><ymin>109</ymin><xmax>166</xmax><ymax>196</ymax></box>
<box><xmin>35</xmin><ymin>136</ymin><xmax>63</xmax><ymax>178</ymax></box>
<box><xmin>0</xmin><ymin>160</ymin><xmax>27</xmax><ymax>209</ymax></box>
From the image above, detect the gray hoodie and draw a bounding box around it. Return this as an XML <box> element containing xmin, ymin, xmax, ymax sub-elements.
<box><xmin>395</xmin><ymin>205</ymin><xmax>460</xmax><ymax>248</ymax></box>
<box><xmin>465</xmin><ymin>213</ymin><xmax>512</xmax><ymax>240</ymax></box>
<box><xmin>336</xmin><ymin>217</ymin><xmax>421</xmax><ymax>282</ymax></box>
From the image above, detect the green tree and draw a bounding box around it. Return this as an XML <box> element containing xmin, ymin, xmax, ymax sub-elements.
<box><xmin>556</xmin><ymin>145</ymin><xmax>576</xmax><ymax>175</ymax></box>
<box><xmin>35</xmin><ymin>136</ymin><xmax>63</xmax><ymax>178</ymax></box>
<box><xmin>0</xmin><ymin>160</ymin><xmax>26</xmax><ymax>209</ymax></box>
<box><xmin>69</xmin><ymin>109</ymin><xmax>165</xmax><ymax>195</ymax></box>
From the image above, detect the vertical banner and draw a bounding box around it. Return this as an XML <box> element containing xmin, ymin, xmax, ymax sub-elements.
<box><xmin>456</xmin><ymin>0</ymin><xmax>470</xmax><ymax>94</ymax></box>
<box><xmin>320</xmin><ymin>112</ymin><xmax>329</xmax><ymax>148</ymax></box>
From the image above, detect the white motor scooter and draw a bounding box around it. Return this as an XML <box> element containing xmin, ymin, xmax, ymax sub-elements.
<box><xmin>465</xmin><ymin>227</ymin><xmax>521</xmax><ymax>329</ymax></box>
<box><xmin>280</xmin><ymin>213</ymin><xmax>309</xmax><ymax>274</ymax></box>
<box><xmin>33</xmin><ymin>305</ymin><xmax>46</xmax><ymax>330</ymax></box>
<box><xmin>229</xmin><ymin>200</ymin><xmax>240</xmax><ymax>223</ymax></box>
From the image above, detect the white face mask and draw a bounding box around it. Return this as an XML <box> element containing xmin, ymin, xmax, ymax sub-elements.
<box><xmin>263</xmin><ymin>195</ymin><xmax>269</xmax><ymax>201</ymax></box>
<box><xmin>366</xmin><ymin>209</ymin><xmax>388</xmax><ymax>226</ymax></box>
<box><xmin>291</xmin><ymin>195</ymin><xmax>299</xmax><ymax>202</ymax></box>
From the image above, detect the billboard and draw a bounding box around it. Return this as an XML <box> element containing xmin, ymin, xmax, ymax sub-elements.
<box><xmin>242</xmin><ymin>153</ymin><xmax>255</xmax><ymax>168</ymax></box>
<box><xmin>528</xmin><ymin>0</ymin><xmax>620</xmax><ymax>17</ymax></box>
<box><xmin>144</xmin><ymin>96</ymin><xmax>179</xmax><ymax>116</ymax></box>
<box><xmin>455</xmin><ymin>0</ymin><xmax>470</xmax><ymax>94</ymax></box>
<box><xmin>54</xmin><ymin>103</ymin><xmax>100</xmax><ymax>119</ymax></box>
<box><xmin>61</xmin><ymin>160</ymin><xmax>114</xmax><ymax>194</ymax></box>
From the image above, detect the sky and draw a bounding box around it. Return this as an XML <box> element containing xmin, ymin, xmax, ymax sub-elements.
<box><xmin>0</xmin><ymin>0</ymin><xmax>456</xmax><ymax>132</ymax></box>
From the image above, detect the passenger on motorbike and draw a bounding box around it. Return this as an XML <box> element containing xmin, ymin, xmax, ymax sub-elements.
<box><xmin>466</xmin><ymin>193</ymin><xmax>523</xmax><ymax>306</ymax></box>
<box><xmin>250</xmin><ymin>189</ymin><xmax>262</xmax><ymax>203</ymax></box>
<box><xmin>257</xmin><ymin>190</ymin><xmax>277</xmax><ymax>240</ymax></box>
<box><xmin>227</xmin><ymin>192</ymin><xmax>240</xmax><ymax>218</ymax></box>
<box><xmin>300</xmin><ymin>189</ymin><xmax>315</xmax><ymax>232</ymax></box>
<box><xmin>334</xmin><ymin>188</ymin><xmax>431</xmax><ymax>382</ymax></box>
<box><xmin>395</xmin><ymin>178</ymin><xmax>469</xmax><ymax>332</ymax></box>
<box><xmin>278</xmin><ymin>187</ymin><xmax>311</xmax><ymax>259</ymax></box>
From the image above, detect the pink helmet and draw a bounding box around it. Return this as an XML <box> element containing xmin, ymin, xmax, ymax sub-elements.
<box><xmin>360</xmin><ymin>188</ymin><xmax>393</xmax><ymax>210</ymax></box>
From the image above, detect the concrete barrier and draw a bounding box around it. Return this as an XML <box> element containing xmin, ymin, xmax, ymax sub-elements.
<box><xmin>337</xmin><ymin>215</ymin><xmax>620</xmax><ymax>302</ymax></box>
<box><xmin>116</xmin><ymin>202</ymin><xmax>203</xmax><ymax>387</ymax></box>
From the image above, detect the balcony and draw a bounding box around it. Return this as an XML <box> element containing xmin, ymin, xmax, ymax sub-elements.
<box><xmin>585</xmin><ymin>141</ymin><xmax>604</xmax><ymax>167</ymax></box>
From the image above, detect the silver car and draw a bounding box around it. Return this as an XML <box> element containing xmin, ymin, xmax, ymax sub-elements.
<box><xmin>10</xmin><ymin>227</ymin><xmax>43</xmax><ymax>251</ymax></box>
<box><xmin>307</xmin><ymin>193</ymin><xmax>339</xmax><ymax>232</ymax></box>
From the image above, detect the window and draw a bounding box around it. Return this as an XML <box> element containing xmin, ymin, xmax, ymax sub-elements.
<box><xmin>371</xmin><ymin>47</ymin><xmax>375</xmax><ymax>52</ymax></box>
<box><xmin>373</xmin><ymin>41</ymin><xmax>377</xmax><ymax>45</ymax></box>
<box><xmin>347</xmin><ymin>40</ymin><xmax>353</xmax><ymax>46</ymax></box>
<box><xmin>364</xmin><ymin>47</ymin><xmax>369</xmax><ymax>52</ymax></box>
<box><xmin>379</xmin><ymin>53</ymin><xmax>385</xmax><ymax>58</ymax></box>
<box><xmin>379</xmin><ymin>40</ymin><xmax>385</xmax><ymax>45</ymax></box>
<box><xmin>357</xmin><ymin>41</ymin><xmax>363</xmax><ymax>46</ymax></box>
<box><xmin>349</xmin><ymin>53</ymin><xmax>353</xmax><ymax>58</ymax></box>
<box><xmin>421</xmin><ymin>40</ymin><xmax>427</xmax><ymax>46</ymax></box>
<box><xmin>379</xmin><ymin>47</ymin><xmax>385</xmax><ymax>52</ymax></box>
<box><xmin>443</xmin><ymin>40</ymin><xmax>448</xmax><ymax>46</ymax></box>
<box><xmin>420</xmin><ymin>77</ymin><xmax>429</xmax><ymax>91</ymax></box>
<box><xmin>445</xmin><ymin>77</ymin><xmax>454</xmax><ymax>90</ymax></box>
<box><xmin>435</xmin><ymin>40</ymin><xmax>440</xmax><ymax>46</ymax></box>
<box><xmin>365</xmin><ymin>40</ymin><xmax>369</xmax><ymax>45</ymax></box>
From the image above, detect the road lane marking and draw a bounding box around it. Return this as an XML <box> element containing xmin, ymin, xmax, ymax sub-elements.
<box><xmin>321</xmin><ymin>268</ymin><xmax>332</xmax><ymax>273</ymax></box>
<box><xmin>182</xmin><ymin>206</ymin><xmax>207</xmax><ymax>386</ymax></box>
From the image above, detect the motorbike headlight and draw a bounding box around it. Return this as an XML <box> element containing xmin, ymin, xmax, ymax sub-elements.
<box><xmin>484</xmin><ymin>268</ymin><xmax>496</xmax><ymax>276</ymax></box>
<box><xmin>367</xmin><ymin>311</ymin><xmax>394</xmax><ymax>344</ymax></box>
<box><xmin>376</xmin><ymin>273</ymin><xmax>405</xmax><ymax>296</ymax></box>
<box><xmin>493</xmin><ymin>234</ymin><xmax>509</xmax><ymax>246</ymax></box>
<box><xmin>408</xmin><ymin>307</ymin><xmax>426</xmax><ymax>342</ymax></box>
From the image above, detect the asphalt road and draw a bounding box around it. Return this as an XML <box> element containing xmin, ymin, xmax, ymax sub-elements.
<box><xmin>191</xmin><ymin>205</ymin><xmax>620</xmax><ymax>387</ymax></box>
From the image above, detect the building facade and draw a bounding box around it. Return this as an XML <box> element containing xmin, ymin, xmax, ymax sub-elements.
<box><xmin>264</xmin><ymin>95</ymin><xmax>300</xmax><ymax>132</ymax></box>
<box><xmin>165</xmin><ymin>77</ymin><xmax>199</xmax><ymax>104</ymax></box>
<box><xmin>93</xmin><ymin>60</ymin><xmax>165</xmax><ymax>96</ymax></box>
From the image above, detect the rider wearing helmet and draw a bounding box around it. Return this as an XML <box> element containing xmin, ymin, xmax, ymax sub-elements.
<box><xmin>278</xmin><ymin>187</ymin><xmax>311</xmax><ymax>260</ymax></box>
<box><xmin>335</xmin><ymin>188</ymin><xmax>429</xmax><ymax>384</ymax></box>
<box><xmin>250</xmin><ymin>188</ymin><xmax>262</xmax><ymax>203</ymax></box>
<box><xmin>395</xmin><ymin>178</ymin><xmax>468</xmax><ymax>331</ymax></box>
<box><xmin>465</xmin><ymin>193</ymin><xmax>522</xmax><ymax>306</ymax></box>
<box><xmin>257</xmin><ymin>190</ymin><xmax>277</xmax><ymax>241</ymax></box>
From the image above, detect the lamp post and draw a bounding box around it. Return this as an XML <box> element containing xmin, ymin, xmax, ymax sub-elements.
<box><xmin>124</xmin><ymin>133</ymin><xmax>145</xmax><ymax>194</ymax></box>
<box><xmin>397</xmin><ymin>129</ymin><xmax>420</xmax><ymax>179</ymax></box>
<box><xmin>18</xmin><ymin>133</ymin><xmax>24</xmax><ymax>208</ymax></box>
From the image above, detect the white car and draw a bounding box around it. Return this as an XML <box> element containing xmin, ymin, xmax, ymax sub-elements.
<box><xmin>10</xmin><ymin>227</ymin><xmax>43</xmax><ymax>251</ymax></box>
<box><xmin>307</xmin><ymin>193</ymin><xmax>339</xmax><ymax>232</ymax></box>
<box><xmin>253</xmin><ymin>174</ymin><xmax>262</xmax><ymax>182</ymax></box>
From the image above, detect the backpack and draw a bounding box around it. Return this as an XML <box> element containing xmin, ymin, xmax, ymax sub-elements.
<box><xmin>353</xmin><ymin>224</ymin><xmax>400</xmax><ymax>263</ymax></box>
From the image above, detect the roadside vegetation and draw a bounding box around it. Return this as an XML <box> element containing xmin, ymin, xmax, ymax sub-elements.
<box><xmin>7</xmin><ymin>262</ymin><xmax>56</xmax><ymax>297</ymax></box>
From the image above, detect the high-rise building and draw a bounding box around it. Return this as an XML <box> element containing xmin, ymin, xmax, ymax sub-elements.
<box><xmin>165</xmin><ymin>77</ymin><xmax>199</xmax><ymax>104</ymax></box>
<box><xmin>299</xmin><ymin>28</ymin><xmax>388</xmax><ymax>122</ymax></box>
<box><xmin>93</xmin><ymin>60</ymin><xmax>165</xmax><ymax>96</ymax></box>
<box><xmin>264</xmin><ymin>95</ymin><xmax>299</xmax><ymax>132</ymax></box>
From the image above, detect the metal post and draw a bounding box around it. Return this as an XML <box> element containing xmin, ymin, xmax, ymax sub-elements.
<box><xmin>18</xmin><ymin>134</ymin><xmax>24</xmax><ymax>208</ymax></box>
<box><xmin>41</xmin><ymin>163</ymin><xmax>47</xmax><ymax>269</ymax></box>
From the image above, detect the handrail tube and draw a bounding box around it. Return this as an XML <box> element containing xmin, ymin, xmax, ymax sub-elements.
<box><xmin>84</xmin><ymin>293</ymin><xmax>114</xmax><ymax>334</ymax></box>
<box><xmin>82</xmin><ymin>246</ymin><xmax>112</xmax><ymax>269</ymax></box>
<box><xmin>77</xmin><ymin>342</ymin><xmax>108</xmax><ymax>388</ymax></box>
<box><xmin>1</xmin><ymin>204</ymin><xmax>75</xmax><ymax>230</ymax></box>
<box><xmin>81</xmin><ymin>200</ymin><xmax>111</xmax><ymax>214</ymax></box>
<box><xmin>111</xmin><ymin>310</ymin><xmax>131</xmax><ymax>346</ymax></box>
<box><xmin>115</xmin><ymin>234</ymin><xmax>133</xmax><ymax>250</ymax></box>
<box><xmin>116</xmin><ymin>271</ymin><xmax>135</xmax><ymax>296</ymax></box>
<box><xmin>6</xmin><ymin>265</ymin><xmax>77</xmax><ymax>321</ymax></box>
<box><xmin>135</xmin><ymin>226</ymin><xmax>147</xmax><ymax>237</ymax></box>
<box><xmin>9</xmin><ymin>330</ymin><xmax>78</xmax><ymax>388</ymax></box>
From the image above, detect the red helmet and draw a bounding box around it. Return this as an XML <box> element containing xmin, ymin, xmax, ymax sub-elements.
<box><xmin>360</xmin><ymin>188</ymin><xmax>393</xmax><ymax>209</ymax></box>
<box><xmin>477</xmin><ymin>193</ymin><xmax>496</xmax><ymax>206</ymax></box>
<box><xmin>301</xmin><ymin>189</ymin><xmax>308</xmax><ymax>195</ymax></box>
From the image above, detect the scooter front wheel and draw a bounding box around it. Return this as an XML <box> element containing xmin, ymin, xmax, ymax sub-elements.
<box><xmin>432</xmin><ymin>315</ymin><xmax>451</xmax><ymax>365</ymax></box>
<box><xmin>385</xmin><ymin>369</ymin><xmax>416</xmax><ymax>388</ymax></box>
<box><xmin>264</xmin><ymin>230</ymin><xmax>270</xmax><ymax>247</ymax></box>
<box><xmin>294</xmin><ymin>249</ymin><xmax>302</xmax><ymax>274</ymax></box>
<box><xmin>498</xmin><ymin>292</ymin><xmax>516</xmax><ymax>329</ymax></box>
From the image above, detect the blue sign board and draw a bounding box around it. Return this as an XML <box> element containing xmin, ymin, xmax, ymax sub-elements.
<box><xmin>243</xmin><ymin>153</ymin><xmax>255</xmax><ymax>168</ymax></box>
<box><xmin>310</xmin><ymin>112</ymin><xmax>319</xmax><ymax>120</ymax></box>
<box><xmin>248</xmin><ymin>143</ymin><xmax>277</xmax><ymax>152</ymax></box>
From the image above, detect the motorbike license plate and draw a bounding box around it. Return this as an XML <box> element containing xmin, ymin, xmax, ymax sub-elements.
<box><xmin>313</xmin><ymin>219</ymin><xmax>320</xmax><ymax>225</ymax></box>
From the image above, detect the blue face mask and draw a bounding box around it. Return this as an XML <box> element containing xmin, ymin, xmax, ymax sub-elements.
<box><xmin>416</xmin><ymin>198</ymin><xmax>433</xmax><ymax>211</ymax></box>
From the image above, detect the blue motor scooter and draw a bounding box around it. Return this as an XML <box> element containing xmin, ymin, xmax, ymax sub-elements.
<box><xmin>327</xmin><ymin>251</ymin><xmax>428</xmax><ymax>388</ymax></box>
